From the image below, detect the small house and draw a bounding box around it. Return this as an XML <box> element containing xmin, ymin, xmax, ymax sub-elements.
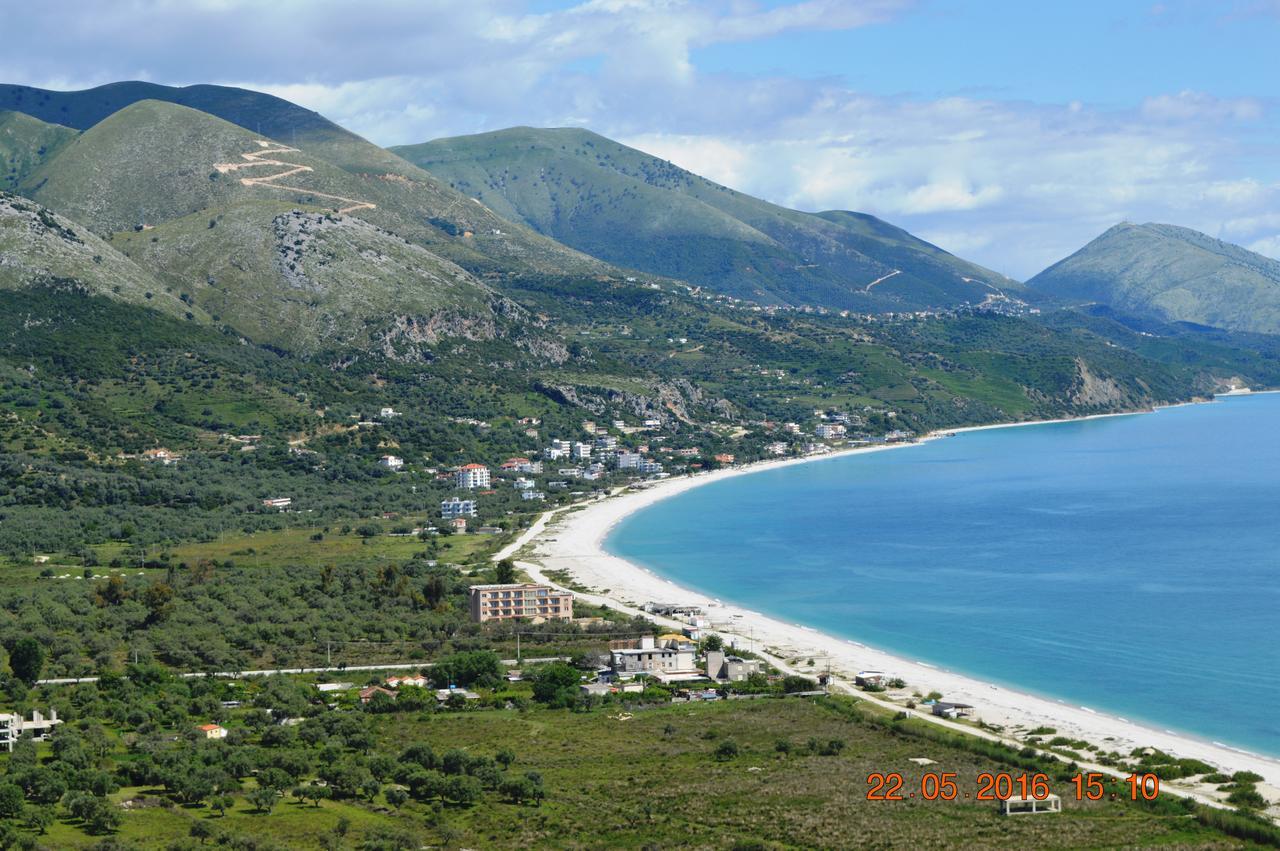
<box><xmin>198</xmin><ymin>724</ymin><xmax>227</xmax><ymax>740</ymax></box>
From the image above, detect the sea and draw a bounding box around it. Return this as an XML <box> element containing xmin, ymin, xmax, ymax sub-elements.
<box><xmin>606</xmin><ymin>393</ymin><xmax>1280</xmax><ymax>757</ymax></box>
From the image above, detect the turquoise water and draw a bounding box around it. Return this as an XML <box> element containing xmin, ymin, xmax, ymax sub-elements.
<box><xmin>607</xmin><ymin>394</ymin><xmax>1280</xmax><ymax>756</ymax></box>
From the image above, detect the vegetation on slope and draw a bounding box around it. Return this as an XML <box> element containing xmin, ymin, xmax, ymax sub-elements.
<box><xmin>0</xmin><ymin>111</ymin><xmax>76</xmax><ymax>191</ymax></box>
<box><xmin>1028</xmin><ymin>222</ymin><xmax>1280</xmax><ymax>334</ymax></box>
<box><xmin>395</xmin><ymin>126</ymin><xmax>1023</xmax><ymax>311</ymax></box>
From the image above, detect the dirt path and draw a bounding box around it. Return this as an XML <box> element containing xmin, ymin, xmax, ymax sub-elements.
<box><xmin>862</xmin><ymin>269</ymin><xmax>901</xmax><ymax>293</ymax></box>
<box><xmin>214</xmin><ymin>140</ymin><xmax>376</xmax><ymax>215</ymax></box>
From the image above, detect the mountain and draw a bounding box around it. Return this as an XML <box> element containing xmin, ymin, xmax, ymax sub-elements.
<box><xmin>9</xmin><ymin>101</ymin><xmax>517</xmax><ymax>353</ymax></box>
<box><xmin>1028</xmin><ymin>222</ymin><xmax>1280</xmax><ymax>335</ymax></box>
<box><xmin>0</xmin><ymin>82</ymin><xmax>610</xmax><ymax>278</ymax></box>
<box><xmin>0</xmin><ymin>110</ymin><xmax>76</xmax><ymax>190</ymax></box>
<box><xmin>393</xmin><ymin>126</ymin><xmax>1023</xmax><ymax>311</ymax></box>
<box><xmin>0</xmin><ymin>191</ymin><xmax>196</xmax><ymax>320</ymax></box>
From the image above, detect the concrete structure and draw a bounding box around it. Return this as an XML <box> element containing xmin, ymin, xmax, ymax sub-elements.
<box><xmin>379</xmin><ymin>455</ymin><xmax>404</xmax><ymax>471</ymax></box>
<box><xmin>441</xmin><ymin>497</ymin><xmax>477</xmax><ymax>519</ymax></box>
<box><xmin>262</xmin><ymin>497</ymin><xmax>292</xmax><ymax>509</ymax></box>
<box><xmin>0</xmin><ymin>709</ymin><xmax>60</xmax><ymax>752</ymax></box>
<box><xmin>815</xmin><ymin>424</ymin><xmax>847</xmax><ymax>439</ymax></box>
<box><xmin>449</xmin><ymin>517</ymin><xmax>468</xmax><ymax>533</ymax></box>
<box><xmin>572</xmin><ymin>441</ymin><xmax>592</xmax><ymax>459</ymax></box>
<box><xmin>580</xmin><ymin>682</ymin><xmax>613</xmax><ymax>698</ymax></box>
<box><xmin>855</xmin><ymin>671</ymin><xmax>886</xmax><ymax>688</ymax></box>
<box><xmin>469</xmin><ymin>583</ymin><xmax>574</xmax><ymax>623</ymax></box>
<box><xmin>379</xmin><ymin>407</ymin><xmax>400</xmax><ymax>418</ymax></box>
<box><xmin>610</xmin><ymin>635</ymin><xmax>699</xmax><ymax>679</ymax></box>
<box><xmin>931</xmin><ymin>701</ymin><xmax>974</xmax><ymax>719</ymax></box>
<box><xmin>616</xmin><ymin>451</ymin><xmax>642</xmax><ymax>470</ymax></box>
<box><xmin>705</xmin><ymin>650</ymin><xmax>765</xmax><ymax>682</ymax></box>
<box><xmin>197</xmin><ymin>723</ymin><xmax>227</xmax><ymax>740</ymax></box>
<box><xmin>1000</xmin><ymin>794</ymin><xmax>1062</xmax><ymax>816</ymax></box>
<box><xmin>455</xmin><ymin>464</ymin><xmax>491</xmax><ymax>489</ymax></box>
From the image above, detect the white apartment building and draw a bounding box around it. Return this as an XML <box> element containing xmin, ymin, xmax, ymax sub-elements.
<box><xmin>455</xmin><ymin>464</ymin><xmax>491</xmax><ymax>489</ymax></box>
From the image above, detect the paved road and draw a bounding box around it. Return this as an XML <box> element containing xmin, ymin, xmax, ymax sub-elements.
<box><xmin>36</xmin><ymin>657</ymin><xmax>567</xmax><ymax>686</ymax></box>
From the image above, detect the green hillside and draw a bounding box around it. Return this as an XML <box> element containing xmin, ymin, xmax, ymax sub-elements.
<box><xmin>0</xmin><ymin>192</ymin><xmax>195</xmax><ymax>320</ymax></box>
<box><xmin>0</xmin><ymin>83</ymin><xmax>609</xmax><ymax>278</ymax></box>
<box><xmin>394</xmin><ymin>126</ymin><xmax>1023</xmax><ymax>311</ymax></box>
<box><xmin>1028</xmin><ymin>222</ymin><xmax>1280</xmax><ymax>334</ymax></box>
<box><xmin>0</xmin><ymin>110</ymin><xmax>76</xmax><ymax>191</ymax></box>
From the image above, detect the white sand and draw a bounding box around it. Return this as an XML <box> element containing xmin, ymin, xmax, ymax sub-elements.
<box><xmin>502</xmin><ymin>413</ymin><xmax>1280</xmax><ymax>809</ymax></box>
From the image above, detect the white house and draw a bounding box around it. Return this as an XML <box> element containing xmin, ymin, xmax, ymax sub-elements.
<box><xmin>379</xmin><ymin>455</ymin><xmax>405</xmax><ymax>471</ymax></box>
<box><xmin>441</xmin><ymin>497</ymin><xmax>478</xmax><ymax>519</ymax></box>
<box><xmin>455</xmin><ymin>464</ymin><xmax>491</xmax><ymax>489</ymax></box>
<box><xmin>513</xmin><ymin>477</ymin><xmax>535</xmax><ymax>490</ymax></box>
<box><xmin>1</xmin><ymin>709</ymin><xmax>60</xmax><ymax>752</ymax></box>
<box><xmin>262</xmin><ymin>497</ymin><xmax>292</xmax><ymax>509</ymax></box>
<box><xmin>815</xmin><ymin>424</ymin><xmax>847</xmax><ymax>439</ymax></box>
<box><xmin>616</xmin><ymin>451</ymin><xmax>642</xmax><ymax>470</ymax></box>
<box><xmin>379</xmin><ymin>407</ymin><xmax>401</xmax><ymax>418</ymax></box>
<box><xmin>572</xmin><ymin>441</ymin><xmax>592</xmax><ymax>459</ymax></box>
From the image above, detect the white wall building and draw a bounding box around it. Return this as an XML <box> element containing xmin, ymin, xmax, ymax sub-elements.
<box><xmin>1</xmin><ymin>709</ymin><xmax>60</xmax><ymax>752</ymax></box>
<box><xmin>455</xmin><ymin>464</ymin><xmax>491</xmax><ymax>489</ymax></box>
<box><xmin>441</xmin><ymin>497</ymin><xmax>478</xmax><ymax>518</ymax></box>
<box><xmin>379</xmin><ymin>455</ymin><xmax>405</xmax><ymax>471</ymax></box>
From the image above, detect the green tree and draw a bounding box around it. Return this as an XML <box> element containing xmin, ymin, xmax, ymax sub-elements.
<box><xmin>494</xmin><ymin>559</ymin><xmax>516</xmax><ymax>584</ymax></box>
<box><xmin>0</xmin><ymin>783</ymin><xmax>25</xmax><ymax>819</ymax></box>
<box><xmin>529</xmin><ymin>662</ymin><xmax>581</xmax><ymax>707</ymax></box>
<box><xmin>385</xmin><ymin>787</ymin><xmax>408</xmax><ymax>809</ymax></box>
<box><xmin>714</xmin><ymin>739</ymin><xmax>740</xmax><ymax>761</ymax></box>
<box><xmin>247</xmin><ymin>786</ymin><xmax>278</xmax><ymax>814</ymax></box>
<box><xmin>9</xmin><ymin>638</ymin><xmax>45</xmax><ymax>685</ymax></box>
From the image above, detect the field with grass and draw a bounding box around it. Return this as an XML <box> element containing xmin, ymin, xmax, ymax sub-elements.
<box><xmin>2</xmin><ymin>689</ymin><xmax>1259</xmax><ymax>850</ymax></box>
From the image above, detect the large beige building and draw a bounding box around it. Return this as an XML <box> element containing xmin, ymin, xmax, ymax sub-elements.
<box><xmin>469</xmin><ymin>583</ymin><xmax>573</xmax><ymax>623</ymax></box>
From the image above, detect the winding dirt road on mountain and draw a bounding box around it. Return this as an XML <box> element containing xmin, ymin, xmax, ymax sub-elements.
<box><xmin>862</xmin><ymin>269</ymin><xmax>901</xmax><ymax>293</ymax></box>
<box><xmin>214</xmin><ymin>140</ymin><xmax>376</xmax><ymax>215</ymax></box>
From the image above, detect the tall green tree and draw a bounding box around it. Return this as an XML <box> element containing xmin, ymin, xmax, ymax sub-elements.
<box><xmin>9</xmin><ymin>638</ymin><xmax>45</xmax><ymax>685</ymax></box>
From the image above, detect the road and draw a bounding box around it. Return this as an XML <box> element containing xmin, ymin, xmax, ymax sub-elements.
<box><xmin>36</xmin><ymin>657</ymin><xmax>566</xmax><ymax>686</ymax></box>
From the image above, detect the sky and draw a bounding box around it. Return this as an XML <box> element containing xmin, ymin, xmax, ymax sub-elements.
<box><xmin>4</xmin><ymin>0</ymin><xmax>1279</xmax><ymax>279</ymax></box>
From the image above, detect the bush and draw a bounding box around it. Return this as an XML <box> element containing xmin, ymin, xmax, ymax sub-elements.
<box><xmin>714</xmin><ymin>739</ymin><xmax>740</xmax><ymax>761</ymax></box>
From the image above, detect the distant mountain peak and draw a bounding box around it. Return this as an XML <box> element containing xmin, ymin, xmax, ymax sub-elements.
<box><xmin>1029</xmin><ymin>221</ymin><xmax>1280</xmax><ymax>334</ymax></box>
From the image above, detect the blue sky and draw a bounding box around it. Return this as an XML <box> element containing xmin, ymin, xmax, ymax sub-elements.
<box><xmin>3</xmin><ymin>0</ymin><xmax>1278</xmax><ymax>278</ymax></box>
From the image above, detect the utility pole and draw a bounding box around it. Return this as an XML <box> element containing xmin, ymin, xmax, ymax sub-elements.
<box><xmin>326</xmin><ymin>641</ymin><xmax>331</xmax><ymax>667</ymax></box>
<box><xmin>516</xmin><ymin>633</ymin><xmax>521</xmax><ymax>665</ymax></box>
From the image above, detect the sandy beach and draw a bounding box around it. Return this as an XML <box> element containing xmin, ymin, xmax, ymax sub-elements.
<box><xmin>502</xmin><ymin>409</ymin><xmax>1280</xmax><ymax>810</ymax></box>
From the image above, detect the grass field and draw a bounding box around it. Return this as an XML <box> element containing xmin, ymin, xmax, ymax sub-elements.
<box><xmin>5</xmin><ymin>695</ymin><xmax>1246</xmax><ymax>850</ymax></box>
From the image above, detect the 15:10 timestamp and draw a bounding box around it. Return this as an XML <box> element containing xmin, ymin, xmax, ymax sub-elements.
<box><xmin>865</xmin><ymin>771</ymin><xmax>1160</xmax><ymax>801</ymax></box>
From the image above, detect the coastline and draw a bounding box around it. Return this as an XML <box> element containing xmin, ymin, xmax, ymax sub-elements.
<box><xmin>506</xmin><ymin>400</ymin><xmax>1280</xmax><ymax>807</ymax></box>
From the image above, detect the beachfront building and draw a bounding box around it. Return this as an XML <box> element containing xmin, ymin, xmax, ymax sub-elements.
<box><xmin>610</xmin><ymin>635</ymin><xmax>701</xmax><ymax>682</ymax></box>
<box><xmin>617</xmin><ymin>451</ymin><xmax>642</xmax><ymax>470</ymax></box>
<box><xmin>1</xmin><ymin>709</ymin><xmax>61</xmax><ymax>752</ymax></box>
<box><xmin>931</xmin><ymin>702</ymin><xmax>974</xmax><ymax>719</ymax></box>
<box><xmin>469</xmin><ymin>583</ymin><xmax>574</xmax><ymax>623</ymax></box>
<box><xmin>441</xmin><ymin>497</ymin><xmax>477</xmax><ymax>519</ymax></box>
<box><xmin>455</xmin><ymin>464</ymin><xmax>491</xmax><ymax>489</ymax></box>
<box><xmin>815</xmin><ymin>424</ymin><xmax>847</xmax><ymax>439</ymax></box>
<box><xmin>704</xmin><ymin>650</ymin><xmax>765</xmax><ymax>682</ymax></box>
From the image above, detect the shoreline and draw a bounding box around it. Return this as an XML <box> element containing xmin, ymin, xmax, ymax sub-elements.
<box><xmin>510</xmin><ymin>397</ymin><xmax>1280</xmax><ymax>806</ymax></box>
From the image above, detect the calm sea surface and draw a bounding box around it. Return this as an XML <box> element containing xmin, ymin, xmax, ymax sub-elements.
<box><xmin>607</xmin><ymin>393</ymin><xmax>1280</xmax><ymax>755</ymax></box>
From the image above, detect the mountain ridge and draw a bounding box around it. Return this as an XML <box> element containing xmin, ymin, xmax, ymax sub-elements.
<box><xmin>1028</xmin><ymin>221</ymin><xmax>1280</xmax><ymax>334</ymax></box>
<box><xmin>393</xmin><ymin>126</ymin><xmax>1025</xmax><ymax>312</ymax></box>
